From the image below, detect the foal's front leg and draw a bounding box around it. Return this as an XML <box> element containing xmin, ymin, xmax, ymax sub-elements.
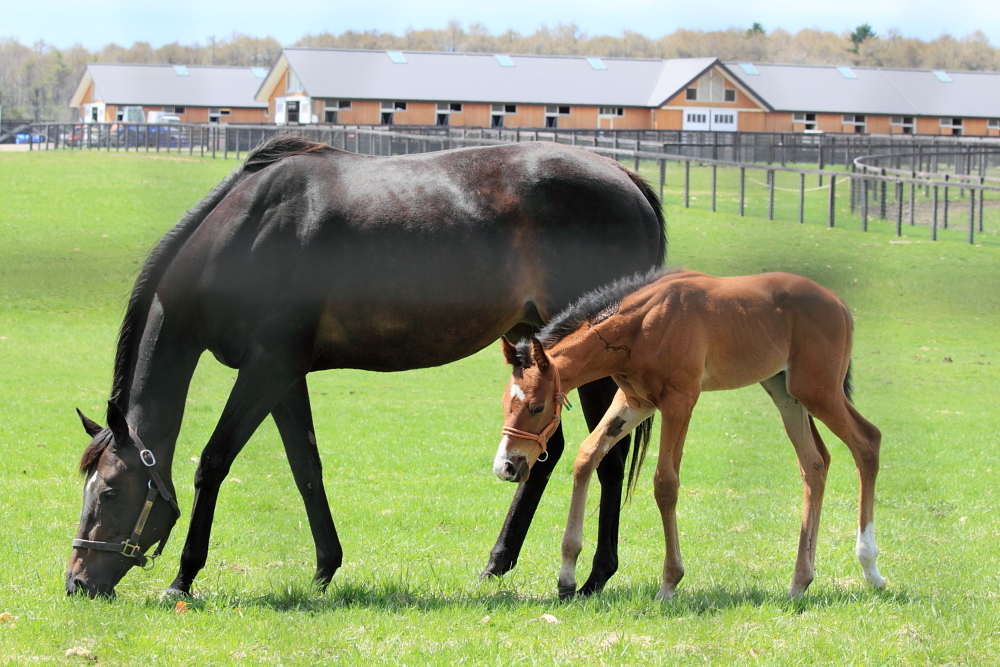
<box><xmin>653</xmin><ymin>391</ymin><xmax>696</xmax><ymax>601</ymax></box>
<box><xmin>559</xmin><ymin>390</ymin><xmax>654</xmax><ymax>599</ymax></box>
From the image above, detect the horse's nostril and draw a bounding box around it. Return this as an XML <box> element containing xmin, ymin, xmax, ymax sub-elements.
<box><xmin>503</xmin><ymin>461</ymin><xmax>517</xmax><ymax>478</ymax></box>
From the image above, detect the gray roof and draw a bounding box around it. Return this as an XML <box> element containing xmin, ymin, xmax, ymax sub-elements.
<box><xmin>727</xmin><ymin>62</ymin><xmax>1000</xmax><ymax>118</ymax></box>
<box><xmin>79</xmin><ymin>64</ymin><xmax>268</xmax><ymax>108</ymax></box>
<box><xmin>277</xmin><ymin>48</ymin><xmax>721</xmax><ymax>107</ymax></box>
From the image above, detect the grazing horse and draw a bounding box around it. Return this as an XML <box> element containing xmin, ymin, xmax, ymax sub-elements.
<box><xmin>495</xmin><ymin>268</ymin><xmax>884</xmax><ymax>600</ymax></box>
<box><xmin>66</xmin><ymin>136</ymin><xmax>666</xmax><ymax>598</ymax></box>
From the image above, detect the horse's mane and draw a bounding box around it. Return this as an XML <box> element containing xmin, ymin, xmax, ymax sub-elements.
<box><xmin>107</xmin><ymin>135</ymin><xmax>334</xmax><ymax>419</ymax></box>
<box><xmin>79</xmin><ymin>429</ymin><xmax>114</xmax><ymax>475</ymax></box>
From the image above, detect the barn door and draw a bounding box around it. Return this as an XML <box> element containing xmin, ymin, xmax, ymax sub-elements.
<box><xmin>275</xmin><ymin>97</ymin><xmax>286</xmax><ymax>125</ymax></box>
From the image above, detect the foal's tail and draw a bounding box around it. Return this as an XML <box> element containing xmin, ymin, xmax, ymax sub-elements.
<box><xmin>624</xmin><ymin>414</ymin><xmax>656</xmax><ymax>504</ymax></box>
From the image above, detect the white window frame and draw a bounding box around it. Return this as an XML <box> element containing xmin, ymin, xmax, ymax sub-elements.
<box><xmin>599</xmin><ymin>107</ymin><xmax>624</xmax><ymax>117</ymax></box>
<box><xmin>939</xmin><ymin>117</ymin><xmax>963</xmax><ymax>128</ymax></box>
<box><xmin>492</xmin><ymin>104</ymin><xmax>517</xmax><ymax>114</ymax></box>
<box><xmin>793</xmin><ymin>112</ymin><xmax>818</xmax><ymax>131</ymax></box>
<box><xmin>545</xmin><ymin>106</ymin><xmax>570</xmax><ymax>116</ymax></box>
<box><xmin>988</xmin><ymin>118</ymin><xmax>1000</xmax><ymax>129</ymax></box>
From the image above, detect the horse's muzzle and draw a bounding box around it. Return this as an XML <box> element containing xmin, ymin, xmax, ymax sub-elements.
<box><xmin>497</xmin><ymin>456</ymin><xmax>530</xmax><ymax>483</ymax></box>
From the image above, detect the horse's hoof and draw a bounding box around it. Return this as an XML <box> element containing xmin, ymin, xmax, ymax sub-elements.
<box><xmin>557</xmin><ymin>584</ymin><xmax>577</xmax><ymax>601</ymax></box>
<box><xmin>160</xmin><ymin>587</ymin><xmax>190</xmax><ymax>601</ymax></box>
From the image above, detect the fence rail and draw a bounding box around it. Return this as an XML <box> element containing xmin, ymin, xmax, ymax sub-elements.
<box><xmin>21</xmin><ymin>121</ymin><xmax>1000</xmax><ymax>245</ymax></box>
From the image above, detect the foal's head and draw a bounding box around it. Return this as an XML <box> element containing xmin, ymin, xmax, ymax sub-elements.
<box><xmin>494</xmin><ymin>337</ymin><xmax>566</xmax><ymax>483</ymax></box>
<box><xmin>65</xmin><ymin>403</ymin><xmax>178</xmax><ymax>598</ymax></box>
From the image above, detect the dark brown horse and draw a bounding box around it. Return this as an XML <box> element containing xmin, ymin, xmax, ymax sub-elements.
<box><xmin>66</xmin><ymin>136</ymin><xmax>666</xmax><ymax>598</ymax></box>
<box><xmin>496</xmin><ymin>269</ymin><xmax>884</xmax><ymax>600</ymax></box>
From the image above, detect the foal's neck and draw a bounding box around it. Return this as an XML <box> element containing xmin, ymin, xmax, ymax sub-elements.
<box><xmin>547</xmin><ymin>320</ymin><xmax>634</xmax><ymax>391</ymax></box>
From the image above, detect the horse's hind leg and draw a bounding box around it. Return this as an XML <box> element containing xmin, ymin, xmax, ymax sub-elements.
<box><xmin>271</xmin><ymin>377</ymin><xmax>343</xmax><ymax>589</ymax></box>
<box><xmin>761</xmin><ymin>373</ymin><xmax>831</xmax><ymax>598</ymax></box>
<box><xmin>802</xmin><ymin>395</ymin><xmax>885</xmax><ymax>590</ymax></box>
<box><xmin>165</xmin><ymin>356</ymin><xmax>301</xmax><ymax>597</ymax></box>
<box><xmin>653</xmin><ymin>392</ymin><xmax>696</xmax><ymax>601</ymax></box>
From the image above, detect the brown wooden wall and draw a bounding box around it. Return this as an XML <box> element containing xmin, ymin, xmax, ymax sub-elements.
<box><xmin>393</xmin><ymin>102</ymin><xmax>436</xmax><ymax>126</ymax></box>
<box><xmin>557</xmin><ymin>107</ymin><xmax>598</xmax><ymax>129</ymax></box>
<box><xmin>448</xmin><ymin>104</ymin><xmax>491</xmax><ymax>127</ymax></box>
<box><xmin>738</xmin><ymin>111</ymin><xmax>766</xmax><ymax>132</ymax></box>
<box><xmin>504</xmin><ymin>105</ymin><xmax>545</xmax><ymax>128</ymax></box>
<box><xmin>865</xmin><ymin>116</ymin><xmax>890</xmax><ymax>134</ymax></box>
<box><xmin>653</xmin><ymin>108</ymin><xmax>682</xmax><ymax>130</ymax></box>
<box><xmin>267</xmin><ymin>72</ymin><xmax>288</xmax><ymax>120</ymax></box>
<box><xmin>963</xmin><ymin>118</ymin><xmax>988</xmax><ymax>136</ymax></box>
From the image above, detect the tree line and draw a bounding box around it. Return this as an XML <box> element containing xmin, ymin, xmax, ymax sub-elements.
<box><xmin>2</xmin><ymin>23</ymin><xmax>998</xmax><ymax>122</ymax></box>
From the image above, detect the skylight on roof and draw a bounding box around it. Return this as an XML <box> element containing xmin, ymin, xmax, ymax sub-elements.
<box><xmin>251</xmin><ymin>67</ymin><xmax>268</xmax><ymax>78</ymax></box>
<box><xmin>586</xmin><ymin>57</ymin><xmax>607</xmax><ymax>70</ymax></box>
<box><xmin>173</xmin><ymin>65</ymin><xmax>189</xmax><ymax>76</ymax></box>
<box><xmin>387</xmin><ymin>51</ymin><xmax>408</xmax><ymax>64</ymax></box>
<box><xmin>494</xmin><ymin>54</ymin><xmax>515</xmax><ymax>67</ymax></box>
<box><xmin>738</xmin><ymin>63</ymin><xmax>759</xmax><ymax>75</ymax></box>
<box><xmin>837</xmin><ymin>66</ymin><xmax>857</xmax><ymax>79</ymax></box>
<box><xmin>932</xmin><ymin>70</ymin><xmax>953</xmax><ymax>83</ymax></box>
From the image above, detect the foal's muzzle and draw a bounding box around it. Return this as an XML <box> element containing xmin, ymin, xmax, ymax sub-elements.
<box><xmin>498</xmin><ymin>455</ymin><xmax>530</xmax><ymax>483</ymax></box>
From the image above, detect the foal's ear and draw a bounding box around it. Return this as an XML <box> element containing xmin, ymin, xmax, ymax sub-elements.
<box><xmin>529</xmin><ymin>337</ymin><xmax>550</xmax><ymax>372</ymax></box>
<box><xmin>500</xmin><ymin>338</ymin><xmax>520</xmax><ymax>366</ymax></box>
<box><xmin>76</xmin><ymin>408</ymin><xmax>104</xmax><ymax>437</ymax></box>
<box><xmin>106</xmin><ymin>400</ymin><xmax>130</xmax><ymax>445</ymax></box>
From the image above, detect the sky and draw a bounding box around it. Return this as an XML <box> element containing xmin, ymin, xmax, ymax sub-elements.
<box><xmin>4</xmin><ymin>0</ymin><xmax>998</xmax><ymax>51</ymax></box>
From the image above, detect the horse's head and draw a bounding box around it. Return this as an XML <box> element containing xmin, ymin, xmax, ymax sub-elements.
<box><xmin>65</xmin><ymin>402</ymin><xmax>179</xmax><ymax>598</ymax></box>
<box><xmin>494</xmin><ymin>337</ymin><xmax>567</xmax><ymax>483</ymax></box>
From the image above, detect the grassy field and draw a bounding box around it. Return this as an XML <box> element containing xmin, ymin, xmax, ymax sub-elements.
<box><xmin>1</xmin><ymin>149</ymin><xmax>999</xmax><ymax>665</ymax></box>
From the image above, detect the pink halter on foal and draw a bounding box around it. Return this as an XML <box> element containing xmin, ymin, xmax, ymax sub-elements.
<box><xmin>500</xmin><ymin>365</ymin><xmax>573</xmax><ymax>461</ymax></box>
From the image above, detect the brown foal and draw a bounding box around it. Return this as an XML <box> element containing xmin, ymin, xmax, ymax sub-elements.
<box><xmin>494</xmin><ymin>269</ymin><xmax>884</xmax><ymax>600</ymax></box>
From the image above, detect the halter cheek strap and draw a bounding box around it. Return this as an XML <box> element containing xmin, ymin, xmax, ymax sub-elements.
<box><xmin>501</xmin><ymin>365</ymin><xmax>573</xmax><ymax>459</ymax></box>
<box><xmin>72</xmin><ymin>425</ymin><xmax>181</xmax><ymax>570</ymax></box>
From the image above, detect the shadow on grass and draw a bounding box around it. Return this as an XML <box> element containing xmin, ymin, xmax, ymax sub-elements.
<box><xmin>135</xmin><ymin>577</ymin><xmax>914</xmax><ymax>615</ymax></box>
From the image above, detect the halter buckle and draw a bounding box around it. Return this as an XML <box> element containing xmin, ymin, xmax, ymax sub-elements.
<box><xmin>139</xmin><ymin>449</ymin><xmax>156</xmax><ymax>467</ymax></box>
<box><xmin>120</xmin><ymin>540</ymin><xmax>142</xmax><ymax>558</ymax></box>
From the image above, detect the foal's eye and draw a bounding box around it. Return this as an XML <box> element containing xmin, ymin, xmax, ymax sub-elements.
<box><xmin>101</xmin><ymin>489</ymin><xmax>119</xmax><ymax>501</ymax></box>
<box><xmin>529</xmin><ymin>405</ymin><xmax>545</xmax><ymax>416</ymax></box>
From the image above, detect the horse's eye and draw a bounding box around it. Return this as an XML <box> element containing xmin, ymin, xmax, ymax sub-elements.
<box><xmin>101</xmin><ymin>489</ymin><xmax>119</xmax><ymax>501</ymax></box>
<box><xmin>529</xmin><ymin>405</ymin><xmax>545</xmax><ymax>416</ymax></box>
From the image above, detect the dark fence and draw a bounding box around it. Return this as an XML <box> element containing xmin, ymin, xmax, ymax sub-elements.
<box><xmin>23</xmin><ymin>121</ymin><xmax>1000</xmax><ymax>245</ymax></box>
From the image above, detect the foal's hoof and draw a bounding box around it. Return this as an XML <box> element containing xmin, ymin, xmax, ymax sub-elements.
<box><xmin>557</xmin><ymin>584</ymin><xmax>577</xmax><ymax>601</ymax></box>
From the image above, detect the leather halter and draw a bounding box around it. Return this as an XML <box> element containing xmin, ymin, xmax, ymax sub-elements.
<box><xmin>501</xmin><ymin>365</ymin><xmax>573</xmax><ymax>458</ymax></box>
<box><xmin>72</xmin><ymin>424</ymin><xmax>181</xmax><ymax>570</ymax></box>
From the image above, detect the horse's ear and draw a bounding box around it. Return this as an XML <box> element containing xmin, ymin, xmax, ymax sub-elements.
<box><xmin>106</xmin><ymin>401</ymin><xmax>129</xmax><ymax>445</ymax></box>
<box><xmin>500</xmin><ymin>338</ymin><xmax>520</xmax><ymax>366</ymax></box>
<box><xmin>529</xmin><ymin>337</ymin><xmax>550</xmax><ymax>372</ymax></box>
<box><xmin>76</xmin><ymin>408</ymin><xmax>104</xmax><ymax>437</ymax></box>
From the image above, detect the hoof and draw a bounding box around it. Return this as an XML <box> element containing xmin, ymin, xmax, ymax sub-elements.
<box><xmin>160</xmin><ymin>587</ymin><xmax>191</xmax><ymax>601</ymax></box>
<box><xmin>558</xmin><ymin>584</ymin><xmax>577</xmax><ymax>601</ymax></box>
<box><xmin>655</xmin><ymin>587</ymin><xmax>675</xmax><ymax>601</ymax></box>
<box><xmin>865</xmin><ymin>573</ymin><xmax>886</xmax><ymax>590</ymax></box>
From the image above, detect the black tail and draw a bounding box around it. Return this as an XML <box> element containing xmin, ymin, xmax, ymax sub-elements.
<box><xmin>625</xmin><ymin>170</ymin><xmax>667</xmax><ymax>267</ymax></box>
<box><xmin>624</xmin><ymin>414</ymin><xmax>657</xmax><ymax>504</ymax></box>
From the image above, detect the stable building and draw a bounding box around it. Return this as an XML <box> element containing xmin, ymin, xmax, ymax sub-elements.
<box><xmin>253</xmin><ymin>48</ymin><xmax>770</xmax><ymax>132</ymax></box>
<box><xmin>725</xmin><ymin>62</ymin><xmax>1000</xmax><ymax>137</ymax></box>
<box><xmin>70</xmin><ymin>64</ymin><xmax>270</xmax><ymax>124</ymax></box>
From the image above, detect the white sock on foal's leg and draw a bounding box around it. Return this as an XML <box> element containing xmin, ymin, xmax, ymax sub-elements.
<box><xmin>855</xmin><ymin>522</ymin><xmax>886</xmax><ymax>589</ymax></box>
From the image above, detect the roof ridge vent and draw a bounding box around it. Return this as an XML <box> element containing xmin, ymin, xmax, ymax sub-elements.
<box><xmin>387</xmin><ymin>51</ymin><xmax>408</xmax><ymax>64</ymax></box>
<box><xmin>173</xmin><ymin>65</ymin><xmax>189</xmax><ymax>76</ymax></box>
<box><xmin>836</xmin><ymin>66</ymin><xmax>857</xmax><ymax>79</ymax></box>
<box><xmin>494</xmin><ymin>54</ymin><xmax>515</xmax><ymax>67</ymax></box>
<box><xmin>586</xmin><ymin>57</ymin><xmax>607</xmax><ymax>70</ymax></box>
<box><xmin>932</xmin><ymin>70</ymin><xmax>953</xmax><ymax>83</ymax></box>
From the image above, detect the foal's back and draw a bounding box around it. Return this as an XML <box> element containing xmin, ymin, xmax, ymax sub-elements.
<box><xmin>627</xmin><ymin>271</ymin><xmax>852</xmax><ymax>393</ymax></box>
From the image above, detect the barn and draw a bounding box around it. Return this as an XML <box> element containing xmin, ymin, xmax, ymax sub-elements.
<box><xmin>69</xmin><ymin>64</ymin><xmax>270</xmax><ymax>124</ymax></box>
<box><xmin>253</xmin><ymin>48</ymin><xmax>769</xmax><ymax>132</ymax></box>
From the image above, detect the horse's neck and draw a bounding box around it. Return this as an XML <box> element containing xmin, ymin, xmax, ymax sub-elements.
<box><xmin>549</xmin><ymin>324</ymin><xmax>632</xmax><ymax>391</ymax></box>
<box><xmin>122</xmin><ymin>295</ymin><xmax>203</xmax><ymax>470</ymax></box>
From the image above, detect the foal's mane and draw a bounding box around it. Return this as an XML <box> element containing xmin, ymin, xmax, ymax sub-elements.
<box><xmin>101</xmin><ymin>135</ymin><xmax>333</xmax><ymax>442</ymax></box>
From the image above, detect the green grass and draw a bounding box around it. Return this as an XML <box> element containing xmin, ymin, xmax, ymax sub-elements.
<box><xmin>2</xmin><ymin>150</ymin><xmax>1000</xmax><ymax>665</ymax></box>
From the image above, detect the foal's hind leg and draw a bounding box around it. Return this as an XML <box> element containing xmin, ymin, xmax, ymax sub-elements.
<box><xmin>271</xmin><ymin>377</ymin><xmax>343</xmax><ymax>589</ymax></box>
<box><xmin>801</xmin><ymin>396</ymin><xmax>885</xmax><ymax>590</ymax></box>
<box><xmin>761</xmin><ymin>373</ymin><xmax>831</xmax><ymax>598</ymax></box>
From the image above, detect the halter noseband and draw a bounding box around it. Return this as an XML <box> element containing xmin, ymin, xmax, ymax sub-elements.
<box><xmin>501</xmin><ymin>365</ymin><xmax>573</xmax><ymax>460</ymax></box>
<box><xmin>72</xmin><ymin>424</ymin><xmax>181</xmax><ymax>570</ymax></box>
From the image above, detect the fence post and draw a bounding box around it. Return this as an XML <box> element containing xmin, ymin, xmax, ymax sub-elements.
<box><xmin>861</xmin><ymin>178</ymin><xmax>868</xmax><ymax>231</ymax></box>
<box><xmin>932</xmin><ymin>186</ymin><xmax>938</xmax><ymax>240</ymax></box>
<box><xmin>658</xmin><ymin>159</ymin><xmax>665</xmax><ymax>200</ymax></box>
<box><xmin>943</xmin><ymin>175</ymin><xmax>949</xmax><ymax>229</ymax></box>
<box><xmin>979</xmin><ymin>179</ymin><xmax>985</xmax><ymax>232</ymax></box>
<box><xmin>895</xmin><ymin>181</ymin><xmax>903</xmax><ymax>236</ymax></box>
<box><xmin>768</xmin><ymin>167</ymin><xmax>775</xmax><ymax>220</ymax></box>
<box><xmin>711</xmin><ymin>164</ymin><xmax>717</xmax><ymax>213</ymax></box>
<box><xmin>909</xmin><ymin>180</ymin><xmax>915</xmax><ymax>226</ymax></box>
<box><xmin>798</xmin><ymin>172</ymin><xmax>805</xmax><ymax>223</ymax></box>
<box><xmin>739</xmin><ymin>166</ymin><xmax>745</xmax><ymax>217</ymax></box>
<box><xmin>880</xmin><ymin>172</ymin><xmax>887</xmax><ymax>219</ymax></box>
<box><xmin>968</xmin><ymin>189</ymin><xmax>976</xmax><ymax>244</ymax></box>
<box><xmin>828</xmin><ymin>174</ymin><xmax>836</xmax><ymax>228</ymax></box>
<box><xmin>684</xmin><ymin>160</ymin><xmax>690</xmax><ymax>208</ymax></box>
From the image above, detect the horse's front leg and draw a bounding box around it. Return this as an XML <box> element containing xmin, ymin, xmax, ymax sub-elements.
<box><xmin>165</xmin><ymin>355</ymin><xmax>300</xmax><ymax>597</ymax></box>
<box><xmin>270</xmin><ymin>376</ymin><xmax>343</xmax><ymax>589</ymax></box>
<box><xmin>653</xmin><ymin>392</ymin><xmax>696</xmax><ymax>601</ymax></box>
<box><xmin>561</xmin><ymin>390</ymin><xmax>654</xmax><ymax>599</ymax></box>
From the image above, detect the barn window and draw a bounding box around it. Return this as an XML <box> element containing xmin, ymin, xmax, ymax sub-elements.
<box><xmin>599</xmin><ymin>107</ymin><xmax>624</xmax><ymax>116</ymax></box>
<box><xmin>545</xmin><ymin>106</ymin><xmax>570</xmax><ymax>115</ymax></box>
<box><xmin>450</xmin><ymin>103</ymin><xmax>462</xmax><ymax>112</ymax></box>
<box><xmin>437</xmin><ymin>114</ymin><xmax>449</xmax><ymax>126</ymax></box>
<box><xmin>381</xmin><ymin>112</ymin><xmax>394</xmax><ymax>125</ymax></box>
<box><xmin>163</xmin><ymin>107</ymin><xmax>185</xmax><ymax>114</ymax></box>
<box><xmin>338</xmin><ymin>100</ymin><xmax>352</xmax><ymax>109</ymax></box>
<box><xmin>491</xmin><ymin>115</ymin><xmax>504</xmax><ymax>128</ymax></box>
<box><xmin>891</xmin><ymin>116</ymin><xmax>915</xmax><ymax>134</ymax></box>
<box><xmin>324</xmin><ymin>102</ymin><xmax>341</xmax><ymax>123</ymax></box>
<box><xmin>685</xmin><ymin>88</ymin><xmax>697</xmax><ymax>101</ymax></box>
<box><xmin>382</xmin><ymin>101</ymin><xmax>407</xmax><ymax>111</ymax></box>
<box><xmin>989</xmin><ymin>119</ymin><xmax>1000</xmax><ymax>128</ymax></box>
<box><xmin>545</xmin><ymin>116</ymin><xmax>558</xmax><ymax>128</ymax></box>
<box><xmin>793</xmin><ymin>112</ymin><xmax>817</xmax><ymax>131</ymax></box>
<box><xmin>940</xmin><ymin>117</ymin><xmax>963</xmax><ymax>135</ymax></box>
<box><xmin>492</xmin><ymin>104</ymin><xmax>516</xmax><ymax>114</ymax></box>
<box><xmin>724</xmin><ymin>89</ymin><xmax>736</xmax><ymax>102</ymax></box>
